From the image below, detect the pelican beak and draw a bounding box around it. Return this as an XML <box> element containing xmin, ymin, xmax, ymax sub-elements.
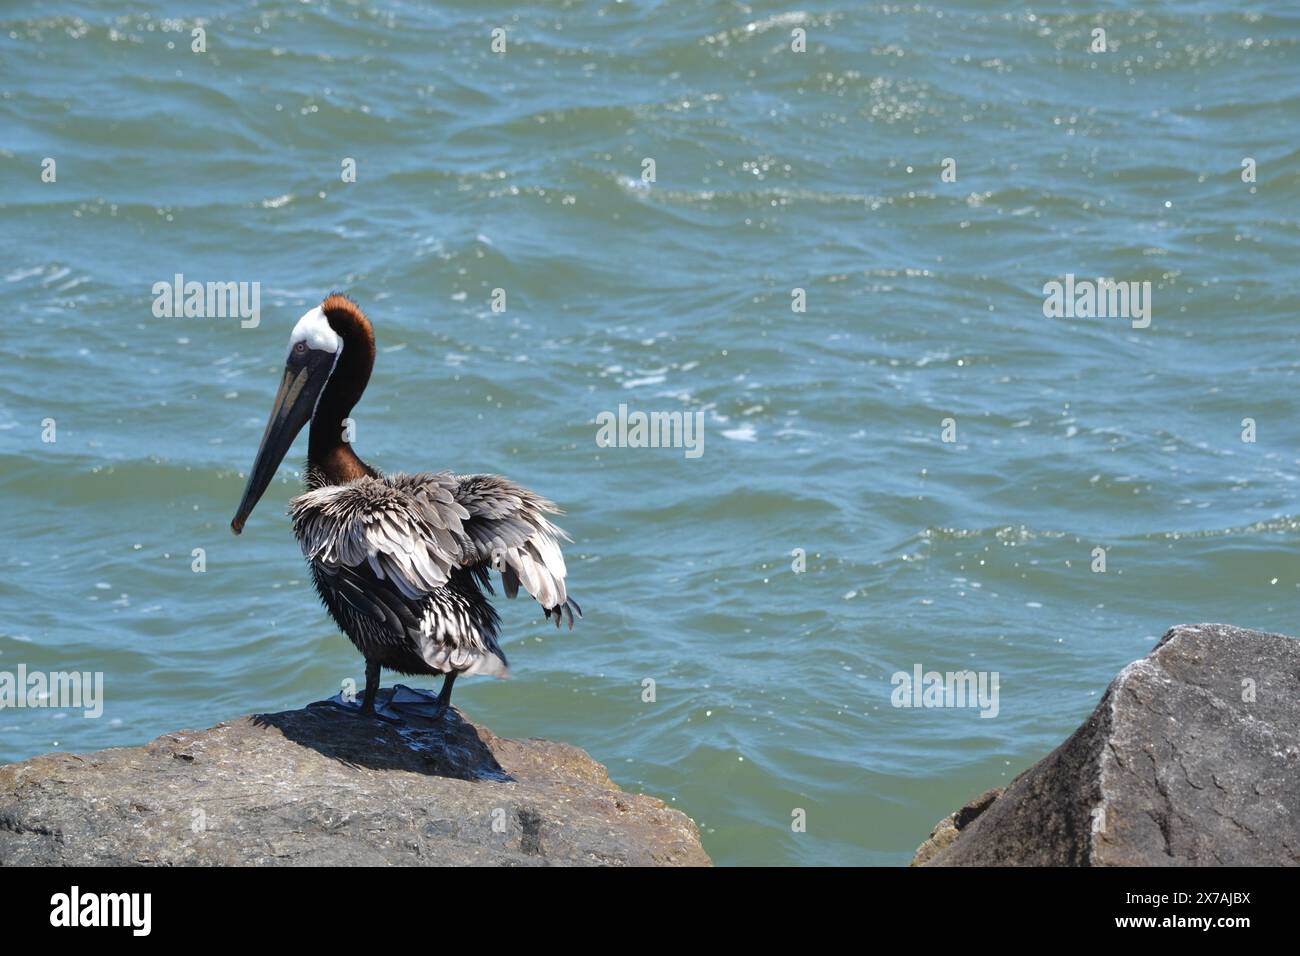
<box><xmin>231</xmin><ymin>350</ymin><xmax>334</xmax><ymax>534</ymax></box>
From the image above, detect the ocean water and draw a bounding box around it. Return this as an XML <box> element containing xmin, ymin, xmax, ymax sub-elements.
<box><xmin>1</xmin><ymin>1</ymin><xmax>1298</xmax><ymax>866</ymax></box>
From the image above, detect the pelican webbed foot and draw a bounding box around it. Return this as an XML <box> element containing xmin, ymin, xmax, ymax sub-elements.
<box><xmin>384</xmin><ymin>674</ymin><xmax>457</xmax><ymax>722</ymax></box>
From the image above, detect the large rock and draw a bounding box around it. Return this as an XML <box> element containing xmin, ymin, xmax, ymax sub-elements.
<box><xmin>0</xmin><ymin>690</ymin><xmax>709</xmax><ymax>866</ymax></box>
<box><xmin>916</xmin><ymin>623</ymin><xmax>1300</xmax><ymax>866</ymax></box>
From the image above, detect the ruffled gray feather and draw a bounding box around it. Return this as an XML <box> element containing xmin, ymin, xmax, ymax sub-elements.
<box><xmin>290</xmin><ymin>471</ymin><xmax>581</xmax><ymax>627</ymax></box>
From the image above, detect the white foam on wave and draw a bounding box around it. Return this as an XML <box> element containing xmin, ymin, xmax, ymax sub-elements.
<box><xmin>722</xmin><ymin>425</ymin><xmax>758</xmax><ymax>442</ymax></box>
<box><xmin>623</xmin><ymin>374</ymin><xmax>666</xmax><ymax>388</ymax></box>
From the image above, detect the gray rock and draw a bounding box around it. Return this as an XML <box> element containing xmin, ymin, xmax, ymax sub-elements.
<box><xmin>917</xmin><ymin>624</ymin><xmax>1300</xmax><ymax>866</ymax></box>
<box><xmin>0</xmin><ymin>691</ymin><xmax>710</xmax><ymax>866</ymax></box>
<box><xmin>911</xmin><ymin>788</ymin><xmax>1003</xmax><ymax>866</ymax></box>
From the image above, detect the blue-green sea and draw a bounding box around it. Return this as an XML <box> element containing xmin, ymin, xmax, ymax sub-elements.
<box><xmin>2</xmin><ymin>1</ymin><xmax>1298</xmax><ymax>865</ymax></box>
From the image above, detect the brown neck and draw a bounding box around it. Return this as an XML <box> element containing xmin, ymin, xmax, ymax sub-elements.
<box><xmin>307</xmin><ymin>294</ymin><xmax>378</xmax><ymax>486</ymax></box>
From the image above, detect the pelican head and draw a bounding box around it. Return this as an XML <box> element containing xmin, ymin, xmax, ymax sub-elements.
<box><xmin>231</xmin><ymin>305</ymin><xmax>342</xmax><ymax>534</ymax></box>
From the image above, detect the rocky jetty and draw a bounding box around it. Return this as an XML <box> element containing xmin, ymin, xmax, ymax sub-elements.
<box><xmin>915</xmin><ymin>623</ymin><xmax>1300</xmax><ymax>866</ymax></box>
<box><xmin>0</xmin><ymin>689</ymin><xmax>710</xmax><ymax>866</ymax></box>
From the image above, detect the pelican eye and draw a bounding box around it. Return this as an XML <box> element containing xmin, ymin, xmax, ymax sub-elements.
<box><xmin>294</xmin><ymin>341</ymin><xmax>307</xmax><ymax>354</ymax></box>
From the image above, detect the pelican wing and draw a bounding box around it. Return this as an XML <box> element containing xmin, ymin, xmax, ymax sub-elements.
<box><xmin>291</xmin><ymin>472</ymin><xmax>580</xmax><ymax>629</ymax></box>
<box><xmin>289</xmin><ymin>473</ymin><xmax>470</xmax><ymax>601</ymax></box>
<box><xmin>445</xmin><ymin>473</ymin><xmax>582</xmax><ymax>628</ymax></box>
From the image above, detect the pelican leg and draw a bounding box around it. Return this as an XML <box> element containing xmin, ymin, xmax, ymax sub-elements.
<box><xmin>430</xmin><ymin>671</ymin><xmax>457</xmax><ymax>721</ymax></box>
<box><xmin>314</xmin><ymin>659</ymin><xmax>397</xmax><ymax>723</ymax></box>
<box><xmin>360</xmin><ymin>659</ymin><xmax>380</xmax><ymax>716</ymax></box>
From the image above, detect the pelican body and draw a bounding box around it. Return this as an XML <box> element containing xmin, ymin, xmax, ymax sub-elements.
<box><xmin>231</xmin><ymin>294</ymin><xmax>580</xmax><ymax>718</ymax></box>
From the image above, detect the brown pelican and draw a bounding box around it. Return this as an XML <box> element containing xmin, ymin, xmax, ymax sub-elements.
<box><xmin>230</xmin><ymin>293</ymin><xmax>580</xmax><ymax>720</ymax></box>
